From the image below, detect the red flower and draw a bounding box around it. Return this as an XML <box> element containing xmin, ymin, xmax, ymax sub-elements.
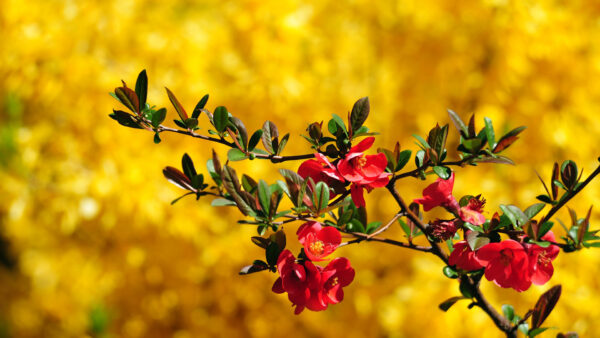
<box><xmin>476</xmin><ymin>240</ymin><xmax>531</xmax><ymax>292</ymax></box>
<box><xmin>298</xmin><ymin>153</ymin><xmax>346</xmax><ymax>194</ymax></box>
<box><xmin>320</xmin><ymin>257</ymin><xmax>355</xmax><ymax>304</ymax></box>
<box><xmin>459</xmin><ymin>197</ymin><xmax>486</xmax><ymax>226</ymax></box>
<box><xmin>428</xmin><ymin>219</ymin><xmax>460</xmax><ymax>241</ymax></box>
<box><xmin>414</xmin><ymin>172</ymin><xmax>459</xmax><ymax>212</ymax></box>
<box><xmin>337</xmin><ymin>137</ymin><xmax>390</xmax><ymax>207</ymax></box>
<box><xmin>448</xmin><ymin>241</ymin><xmax>484</xmax><ymax>271</ymax></box>
<box><xmin>526</xmin><ymin>231</ymin><xmax>560</xmax><ymax>286</ymax></box>
<box><xmin>296</xmin><ymin>222</ymin><xmax>342</xmax><ymax>261</ymax></box>
<box><xmin>272</xmin><ymin>250</ymin><xmax>322</xmax><ymax>314</ymax></box>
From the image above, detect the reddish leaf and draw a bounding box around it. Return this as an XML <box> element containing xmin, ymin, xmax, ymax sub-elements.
<box><xmin>165</xmin><ymin>87</ymin><xmax>189</xmax><ymax>121</ymax></box>
<box><xmin>577</xmin><ymin>206</ymin><xmax>593</xmax><ymax>246</ymax></box>
<box><xmin>468</xmin><ymin>114</ymin><xmax>476</xmax><ymax>138</ymax></box>
<box><xmin>115</xmin><ymin>86</ymin><xmax>140</xmax><ymax>114</ymax></box>
<box><xmin>551</xmin><ymin>162</ymin><xmax>559</xmax><ymax>200</ymax></box>
<box><xmin>163</xmin><ymin>166</ymin><xmax>195</xmax><ymax>191</ymax></box>
<box><xmin>531</xmin><ymin>285</ymin><xmax>562</xmax><ymax>329</ymax></box>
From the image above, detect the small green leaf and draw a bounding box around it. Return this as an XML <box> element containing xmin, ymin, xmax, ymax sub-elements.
<box><xmin>258</xmin><ymin>180</ymin><xmax>271</xmax><ymax>215</ymax></box>
<box><xmin>524</xmin><ymin>203</ymin><xmax>546</xmax><ymax>220</ymax></box>
<box><xmin>502</xmin><ymin>304</ymin><xmax>515</xmax><ymax>322</ymax></box>
<box><xmin>227</xmin><ymin>148</ymin><xmax>247</xmax><ymax>162</ymax></box>
<box><xmin>483</xmin><ymin>117</ymin><xmax>495</xmax><ymax>149</ymax></box>
<box><xmin>213</xmin><ymin>106</ymin><xmax>229</xmax><ymax>132</ymax></box>
<box><xmin>459</xmin><ymin>278</ymin><xmax>475</xmax><ymax>298</ymax></box>
<box><xmin>153</xmin><ymin>132</ymin><xmax>161</xmax><ymax>144</ymax></box>
<box><xmin>443</xmin><ymin>266</ymin><xmax>458</xmax><ymax>279</ymax></box>
<box><xmin>413</xmin><ymin>134</ymin><xmax>431</xmax><ymax>149</ymax></box>
<box><xmin>331</xmin><ymin>114</ymin><xmax>347</xmax><ymax>135</ymax></box>
<box><xmin>192</xmin><ymin>94</ymin><xmax>209</xmax><ymax>119</ymax></box>
<box><xmin>184</xmin><ymin>118</ymin><xmax>198</xmax><ymax>129</ymax></box>
<box><xmin>277</xmin><ymin>133</ymin><xmax>290</xmax><ymax>155</ymax></box>
<box><xmin>109</xmin><ymin>110</ymin><xmax>142</xmax><ymax>129</ymax></box>
<box><xmin>313</xmin><ymin>181</ymin><xmax>330</xmax><ymax>212</ymax></box>
<box><xmin>211</xmin><ymin>198</ymin><xmax>236</xmax><ymax>207</ymax></box>
<box><xmin>448</xmin><ymin>109</ymin><xmax>468</xmax><ymax>136</ymax></box>
<box><xmin>151</xmin><ymin>107</ymin><xmax>167</xmax><ymax>128</ymax></box>
<box><xmin>528</xmin><ymin>327</ymin><xmax>550</xmax><ymax>337</ymax></box>
<box><xmin>366</xmin><ymin>221</ymin><xmax>381</xmax><ymax>234</ymax></box>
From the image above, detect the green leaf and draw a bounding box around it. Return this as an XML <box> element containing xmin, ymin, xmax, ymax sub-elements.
<box><xmin>184</xmin><ymin>118</ymin><xmax>198</xmax><ymax>129</ymax></box>
<box><xmin>462</xmin><ymin>138</ymin><xmax>482</xmax><ymax>153</ymax></box>
<box><xmin>350</xmin><ymin>97</ymin><xmax>370</xmax><ymax>132</ymax></box>
<box><xmin>239</xmin><ymin>260</ymin><xmax>269</xmax><ymax>275</ymax></box>
<box><xmin>502</xmin><ymin>304</ymin><xmax>515</xmax><ymax>322</ymax></box>
<box><xmin>261</xmin><ymin>121</ymin><xmax>278</xmax><ymax>154</ymax></box>
<box><xmin>524</xmin><ymin>203</ymin><xmax>546</xmax><ymax>220</ymax></box>
<box><xmin>500</xmin><ymin>204</ymin><xmax>529</xmax><ymax>228</ymax></box>
<box><xmin>265</xmin><ymin>242</ymin><xmax>281</xmax><ymax>267</ymax></box>
<box><xmin>448</xmin><ymin>109</ymin><xmax>468</xmax><ymax>136</ymax></box>
<box><xmin>277</xmin><ymin>133</ymin><xmax>290</xmax><ymax>155</ymax></box>
<box><xmin>346</xmin><ymin>219</ymin><xmax>365</xmax><ymax>233</ymax></box>
<box><xmin>165</xmin><ymin>87</ymin><xmax>188</xmax><ymax>120</ymax></box>
<box><xmin>248</xmin><ymin>129</ymin><xmax>263</xmax><ymax>151</ymax></box>
<box><xmin>151</xmin><ymin>107</ymin><xmax>167</xmax><ymax>128</ymax></box>
<box><xmin>366</xmin><ymin>221</ymin><xmax>381</xmax><ymax>234</ymax></box>
<box><xmin>433</xmin><ymin>166</ymin><xmax>451</xmax><ymax>179</ymax></box>
<box><xmin>153</xmin><ymin>132</ymin><xmax>161</xmax><ymax>144</ymax></box>
<box><xmin>313</xmin><ymin>181</ymin><xmax>330</xmax><ymax>212</ymax></box>
<box><xmin>396</xmin><ymin>150</ymin><xmax>412</xmax><ymax>171</ymax></box>
<box><xmin>230</xmin><ymin>117</ymin><xmax>249</xmax><ymax>150</ymax></box>
<box><xmin>258</xmin><ymin>180</ymin><xmax>271</xmax><ymax>215</ymax></box>
<box><xmin>438</xmin><ymin>296</ymin><xmax>466</xmax><ymax>312</ymax></box>
<box><xmin>331</xmin><ymin>114</ymin><xmax>347</xmax><ymax>135</ymax></box>
<box><xmin>213</xmin><ymin>106</ymin><xmax>229</xmax><ymax>133</ymax></box>
<box><xmin>109</xmin><ymin>110</ymin><xmax>142</xmax><ymax>129</ymax></box>
<box><xmin>528</xmin><ymin>327</ymin><xmax>550</xmax><ymax>337</ymax></box>
<box><xmin>466</xmin><ymin>231</ymin><xmax>490</xmax><ymax>251</ymax></box>
<box><xmin>227</xmin><ymin>148</ymin><xmax>247</xmax><ymax>162</ymax></box>
<box><xmin>536</xmin><ymin>194</ymin><xmax>554</xmax><ymax>204</ymax></box>
<box><xmin>192</xmin><ymin>94</ymin><xmax>209</xmax><ymax>119</ymax></box>
<box><xmin>181</xmin><ymin>153</ymin><xmax>197</xmax><ymax>179</ymax></box>
<box><xmin>443</xmin><ymin>266</ymin><xmax>458</xmax><ymax>279</ymax></box>
<box><xmin>327</xmin><ymin>119</ymin><xmax>338</xmax><ymax>135</ymax></box>
<box><xmin>135</xmin><ymin>69</ymin><xmax>148</xmax><ymax>110</ymax></box>
<box><xmin>483</xmin><ymin>117</ymin><xmax>496</xmax><ymax>149</ymax></box>
<box><xmin>412</xmin><ymin>134</ymin><xmax>431</xmax><ymax>149</ymax></box>
<box><xmin>173</xmin><ymin>119</ymin><xmax>187</xmax><ymax>129</ymax></box>
<box><xmin>459</xmin><ymin>278</ymin><xmax>475</xmax><ymax>298</ymax></box>
<box><xmin>211</xmin><ymin>198</ymin><xmax>236</xmax><ymax>207</ymax></box>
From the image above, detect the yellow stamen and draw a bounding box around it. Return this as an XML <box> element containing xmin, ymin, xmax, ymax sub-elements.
<box><xmin>309</xmin><ymin>240</ymin><xmax>325</xmax><ymax>255</ymax></box>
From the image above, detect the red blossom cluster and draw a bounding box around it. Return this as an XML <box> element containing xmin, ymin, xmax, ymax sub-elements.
<box><xmin>298</xmin><ymin>137</ymin><xmax>390</xmax><ymax>207</ymax></box>
<box><xmin>449</xmin><ymin>231</ymin><xmax>560</xmax><ymax>291</ymax></box>
<box><xmin>272</xmin><ymin>222</ymin><xmax>355</xmax><ymax>314</ymax></box>
<box><xmin>415</xmin><ymin>172</ymin><xmax>560</xmax><ymax>291</ymax></box>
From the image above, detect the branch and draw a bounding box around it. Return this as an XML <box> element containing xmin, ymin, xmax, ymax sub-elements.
<box><xmin>339</xmin><ymin>231</ymin><xmax>432</xmax><ymax>252</ymax></box>
<box><xmin>392</xmin><ymin>154</ymin><xmax>479</xmax><ymax>183</ymax></box>
<box><xmin>156</xmin><ymin>125</ymin><xmax>315</xmax><ymax>163</ymax></box>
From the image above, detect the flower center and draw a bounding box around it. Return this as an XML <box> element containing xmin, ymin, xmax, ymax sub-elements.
<box><xmin>309</xmin><ymin>240</ymin><xmax>325</xmax><ymax>255</ymax></box>
<box><xmin>538</xmin><ymin>252</ymin><xmax>551</xmax><ymax>267</ymax></box>
<box><xmin>329</xmin><ymin>276</ymin><xmax>339</xmax><ymax>287</ymax></box>
<box><xmin>357</xmin><ymin>155</ymin><xmax>367</xmax><ymax>167</ymax></box>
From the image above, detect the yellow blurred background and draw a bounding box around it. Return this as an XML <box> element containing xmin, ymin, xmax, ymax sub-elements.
<box><xmin>2</xmin><ymin>0</ymin><xmax>600</xmax><ymax>337</ymax></box>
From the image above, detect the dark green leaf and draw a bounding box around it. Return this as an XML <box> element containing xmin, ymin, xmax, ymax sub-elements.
<box><xmin>366</xmin><ymin>221</ymin><xmax>381</xmax><ymax>234</ymax></box>
<box><xmin>396</xmin><ymin>150</ymin><xmax>412</xmax><ymax>171</ymax></box>
<box><xmin>528</xmin><ymin>327</ymin><xmax>550</xmax><ymax>337</ymax></box>
<box><xmin>239</xmin><ymin>260</ymin><xmax>269</xmax><ymax>275</ymax></box>
<box><xmin>135</xmin><ymin>69</ymin><xmax>148</xmax><ymax>110</ymax></box>
<box><xmin>331</xmin><ymin>114</ymin><xmax>347</xmax><ymax>135</ymax></box>
<box><xmin>181</xmin><ymin>153</ymin><xmax>197</xmax><ymax>179</ymax></box>
<box><xmin>346</xmin><ymin>219</ymin><xmax>365</xmax><ymax>233</ymax></box>
<box><xmin>184</xmin><ymin>118</ymin><xmax>198</xmax><ymax>129</ymax></box>
<box><xmin>173</xmin><ymin>119</ymin><xmax>187</xmax><ymax>129</ymax></box>
<box><xmin>350</xmin><ymin>97</ymin><xmax>369</xmax><ymax>132</ymax></box>
<box><xmin>265</xmin><ymin>242</ymin><xmax>281</xmax><ymax>267</ymax></box>
<box><xmin>213</xmin><ymin>106</ymin><xmax>229</xmax><ymax>132</ymax></box>
<box><xmin>248</xmin><ymin>129</ymin><xmax>263</xmax><ymax>151</ymax></box>
<box><xmin>438</xmin><ymin>296</ymin><xmax>466</xmax><ymax>312</ymax></box>
<box><xmin>500</xmin><ymin>204</ymin><xmax>529</xmax><ymax>227</ymax></box>
<box><xmin>109</xmin><ymin>110</ymin><xmax>142</xmax><ymax>129</ymax></box>
<box><xmin>192</xmin><ymin>94</ymin><xmax>209</xmax><ymax>119</ymax></box>
<box><xmin>313</xmin><ymin>182</ymin><xmax>330</xmax><ymax>212</ymax></box>
<box><xmin>459</xmin><ymin>278</ymin><xmax>475</xmax><ymax>298</ymax></box>
<box><xmin>153</xmin><ymin>132</ymin><xmax>161</xmax><ymax>144</ymax></box>
<box><xmin>536</xmin><ymin>194</ymin><xmax>554</xmax><ymax>204</ymax></box>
